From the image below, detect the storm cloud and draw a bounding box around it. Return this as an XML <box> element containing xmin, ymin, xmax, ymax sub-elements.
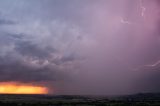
<box><xmin>0</xmin><ymin>0</ymin><xmax>160</xmax><ymax>95</ymax></box>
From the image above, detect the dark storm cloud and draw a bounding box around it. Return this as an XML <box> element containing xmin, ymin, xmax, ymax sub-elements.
<box><xmin>0</xmin><ymin>60</ymin><xmax>54</xmax><ymax>82</ymax></box>
<box><xmin>0</xmin><ymin>0</ymin><xmax>160</xmax><ymax>95</ymax></box>
<box><xmin>0</xmin><ymin>23</ymin><xmax>80</xmax><ymax>92</ymax></box>
<box><xmin>0</xmin><ymin>32</ymin><xmax>82</xmax><ymax>94</ymax></box>
<box><xmin>0</xmin><ymin>13</ymin><xmax>15</xmax><ymax>25</ymax></box>
<box><xmin>0</xmin><ymin>32</ymin><xmax>70</xmax><ymax>83</ymax></box>
<box><xmin>0</xmin><ymin>19</ymin><xmax>15</xmax><ymax>25</ymax></box>
<box><xmin>15</xmin><ymin>40</ymin><xmax>56</xmax><ymax>59</ymax></box>
<box><xmin>0</xmin><ymin>0</ymin><xmax>89</xmax><ymax>94</ymax></box>
<box><xmin>61</xmin><ymin>53</ymin><xmax>78</xmax><ymax>62</ymax></box>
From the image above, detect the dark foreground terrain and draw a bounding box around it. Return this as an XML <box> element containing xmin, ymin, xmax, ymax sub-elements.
<box><xmin>0</xmin><ymin>93</ymin><xmax>160</xmax><ymax>106</ymax></box>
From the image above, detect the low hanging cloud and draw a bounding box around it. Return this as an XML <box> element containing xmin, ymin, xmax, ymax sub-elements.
<box><xmin>0</xmin><ymin>18</ymin><xmax>88</xmax><ymax>93</ymax></box>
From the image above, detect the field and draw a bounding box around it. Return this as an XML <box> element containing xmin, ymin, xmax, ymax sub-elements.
<box><xmin>0</xmin><ymin>93</ymin><xmax>160</xmax><ymax>106</ymax></box>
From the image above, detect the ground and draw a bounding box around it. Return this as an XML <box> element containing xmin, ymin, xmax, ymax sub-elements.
<box><xmin>0</xmin><ymin>93</ymin><xmax>160</xmax><ymax>106</ymax></box>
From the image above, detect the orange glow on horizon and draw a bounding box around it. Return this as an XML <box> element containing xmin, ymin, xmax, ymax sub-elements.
<box><xmin>0</xmin><ymin>82</ymin><xmax>48</xmax><ymax>94</ymax></box>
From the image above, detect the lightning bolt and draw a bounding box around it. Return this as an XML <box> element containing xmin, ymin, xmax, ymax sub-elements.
<box><xmin>140</xmin><ymin>0</ymin><xmax>146</xmax><ymax>17</ymax></box>
<box><xmin>144</xmin><ymin>60</ymin><xmax>160</xmax><ymax>67</ymax></box>
<box><xmin>132</xmin><ymin>60</ymin><xmax>160</xmax><ymax>71</ymax></box>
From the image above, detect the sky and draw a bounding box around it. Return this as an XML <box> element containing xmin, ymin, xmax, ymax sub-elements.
<box><xmin>0</xmin><ymin>0</ymin><xmax>160</xmax><ymax>95</ymax></box>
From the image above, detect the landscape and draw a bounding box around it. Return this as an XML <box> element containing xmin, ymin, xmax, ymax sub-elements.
<box><xmin>0</xmin><ymin>93</ymin><xmax>160</xmax><ymax>106</ymax></box>
<box><xmin>0</xmin><ymin>0</ymin><xmax>160</xmax><ymax>105</ymax></box>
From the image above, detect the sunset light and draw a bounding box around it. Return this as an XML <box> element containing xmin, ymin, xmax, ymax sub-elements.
<box><xmin>0</xmin><ymin>82</ymin><xmax>48</xmax><ymax>94</ymax></box>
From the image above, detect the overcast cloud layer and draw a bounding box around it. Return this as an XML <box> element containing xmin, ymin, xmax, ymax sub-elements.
<box><xmin>0</xmin><ymin>0</ymin><xmax>160</xmax><ymax>95</ymax></box>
